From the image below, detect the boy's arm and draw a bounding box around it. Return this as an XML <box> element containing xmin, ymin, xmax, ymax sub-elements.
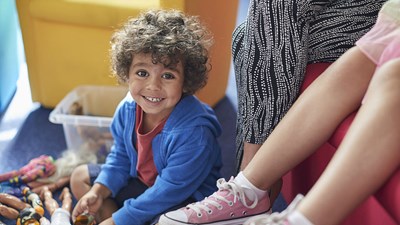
<box><xmin>95</xmin><ymin>102</ymin><xmax>135</xmax><ymax>195</ymax></box>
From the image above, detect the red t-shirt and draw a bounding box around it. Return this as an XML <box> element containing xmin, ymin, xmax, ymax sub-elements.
<box><xmin>135</xmin><ymin>106</ymin><xmax>166</xmax><ymax>187</ymax></box>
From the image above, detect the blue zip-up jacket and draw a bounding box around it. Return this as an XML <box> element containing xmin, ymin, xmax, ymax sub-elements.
<box><xmin>95</xmin><ymin>93</ymin><xmax>223</xmax><ymax>225</ymax></box>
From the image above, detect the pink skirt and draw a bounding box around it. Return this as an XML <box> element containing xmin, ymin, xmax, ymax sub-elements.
<box><xmin>356</xmin><ymin>0</ymin><xmax>400</xmax><ymax>67</ymax></box>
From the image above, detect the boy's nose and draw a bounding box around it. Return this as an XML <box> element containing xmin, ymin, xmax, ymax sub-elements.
<box><xmin>146</xmin><ymin>77</ymin><xmax>162</xmax><ymax>90</ymax></box>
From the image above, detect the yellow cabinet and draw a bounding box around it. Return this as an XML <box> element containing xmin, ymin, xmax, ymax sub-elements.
<box><xmin>16</xmin><ymin>0</ymin><xmax>238</xmax><ymax>108</ymax></box>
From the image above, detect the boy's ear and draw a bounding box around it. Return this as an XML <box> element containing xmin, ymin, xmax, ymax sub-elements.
<box><xmin>182</xmin><ymin>86</ymin><xmax>188</xmax><ymax>94</ymax></box>
<box><xmin>182</xmin><ymin>89</ymin><xmax>190</xmax><ymax>96</ymax></box>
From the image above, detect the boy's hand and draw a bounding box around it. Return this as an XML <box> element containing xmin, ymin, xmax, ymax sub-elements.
<box><xmin>72</xmin><ymin>190</ymin><xmax>103</xmax><ymax>222</ymax></box>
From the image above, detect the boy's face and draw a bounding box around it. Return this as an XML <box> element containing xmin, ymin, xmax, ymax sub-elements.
<box><xmin>128</xmin><ymin>53</ymin><xmax>184</xmax><ymax>123</ymax></box>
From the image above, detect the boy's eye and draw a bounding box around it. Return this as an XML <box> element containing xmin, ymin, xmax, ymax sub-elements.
<box><xmin>137</xmin><ymin>71</ymin><xmax>148</xmax><ymax>77</ymax></box>
<box><xmin>162</xmin><ymin>73</ymin><xmax>175</xmax><ymax>79</ymax></box>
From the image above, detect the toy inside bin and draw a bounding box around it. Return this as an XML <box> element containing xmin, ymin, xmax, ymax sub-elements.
<box><xmin>49</xmin><ymin>85</ymin><xmax>128</xmax><ymax>163</ymax></box>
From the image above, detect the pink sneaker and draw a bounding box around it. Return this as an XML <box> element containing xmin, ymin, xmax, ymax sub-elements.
<box><xmin>158</xmin><ymin>178</ymin><xmax>271</xmax><ymax>225</ymax></box>
<box><xmin>244</xmin><ymin>194</ymin><xmax>304</xmax><ymax>225</ymax></box>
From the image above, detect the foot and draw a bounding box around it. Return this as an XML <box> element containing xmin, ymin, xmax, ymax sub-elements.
<box><xmin>159</xmin><ymin>178</ymin><xmax>272</xmax><ymax>225</ymax></box>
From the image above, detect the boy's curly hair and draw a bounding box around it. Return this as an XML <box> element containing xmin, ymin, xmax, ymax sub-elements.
<box><xmin>110</xmin><ymin>9</ymin><xmax>213</xmax><ymax>95</ymax></box>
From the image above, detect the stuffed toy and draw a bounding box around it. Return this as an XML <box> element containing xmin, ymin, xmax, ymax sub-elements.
<box><xmin>28</xmin><ymin>148</ymin><xmax>98</xmax><ymax>195</ymax></box>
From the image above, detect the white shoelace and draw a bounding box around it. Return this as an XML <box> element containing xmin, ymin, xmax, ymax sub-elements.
<box><xmin>245</xmin><ymin>194</ymin><xmax>304</xmax><ymax>225</ymax></box>
<box><xmin>187</xmin><ymin>178</ymin><xmax>258</xmax><ymax>216</ymax></box>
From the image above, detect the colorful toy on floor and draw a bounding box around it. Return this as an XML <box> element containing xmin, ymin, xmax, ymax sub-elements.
<box><xmin>0</xmin><ymin>193</ymin><xmax>30</xmax><ymax>211</ymax></box>
<box><xmin>22</xmin><ymin>187</ymin><xmax>44</xmax><ymax>217</ymax></box>
<box><xmin>40</xmin><ymin>186</ymin><xmax>73</xmax><ymax>225</ymax></box>
<box><xmin>39</xmin><ymin>149</ymin><xmax>97</xmax><ymax>184</ymax></box>
<box><xmin>0</xmin><ymin>185</ymin><xmax>26</xmax><ymax>197</ymax></box>
<box><xmin>28</xmin><ymin>176</ymin><xmax>71</xmax><ymax>195</ymax></box>
<box><xmin>0</xmin><ymin>155</ymin><xmax>56</xmax><ymax>184</ymax></box>
<box><xmin>0</xmin><ymin>202</ymin><xmax>19</xmax><ymax>219</ymax></box>
<box><xmin>0</xmin><ymin>193</ymin><xmax>30</xmax><ymax>219</ymax></box>
<box><xmin>27</xmin><ymin>148</ymin><xmax>99</xmax><ymax>196</ymax></box>
<box><xmin>16</xmin><ymin>207</ymin><xmax>41</xmax><ymax>225</ymax></box>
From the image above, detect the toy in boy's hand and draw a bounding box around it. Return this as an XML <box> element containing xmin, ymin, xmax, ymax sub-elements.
<box><xmin>74</xmin><ymin>212</ymin><xmax>95</xmax><ymax>225</ymax></box>
<box><xmin>22</xmin><ymin>187</ymin><xmax>44</xmax><ymax>217</ymax></box>
<box><xmin>0</xmin><ymin>155</ymin><xmax>56</xmax><ymax>184</ymax></box>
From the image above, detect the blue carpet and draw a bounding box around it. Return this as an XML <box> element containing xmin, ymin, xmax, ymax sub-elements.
<box><xmin>0</xmin><ymin>97</ymin><xmax>286</xmax><ymax>224</ymax></box>
<box><xmin>0</xmin><ymin>106</ymin><xmax>67</xmax><ymax>172</ymax></box>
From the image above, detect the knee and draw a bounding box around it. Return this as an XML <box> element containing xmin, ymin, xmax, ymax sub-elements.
<box><xmin>70</xmin><ymin>164</ymin><xmax>91</xmax><ymax>200</ymax></box>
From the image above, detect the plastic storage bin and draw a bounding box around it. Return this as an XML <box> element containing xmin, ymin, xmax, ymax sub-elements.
<box><xmin>49</xmin><ymin>85</ymin><xmax>128</xmax><ymax>162</ymax></box>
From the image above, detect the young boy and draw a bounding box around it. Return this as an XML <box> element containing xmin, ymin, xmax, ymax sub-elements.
<box><xmin>70</xmin><ymin>9</ymin><xmax>222</xmax><ymax>225</ymax></box>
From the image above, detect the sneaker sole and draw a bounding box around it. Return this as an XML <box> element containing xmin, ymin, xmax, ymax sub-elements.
<box><xmin>158</xmin><ymin>209</ymin><xmax>272</xmax><ymax>225</ymax></box>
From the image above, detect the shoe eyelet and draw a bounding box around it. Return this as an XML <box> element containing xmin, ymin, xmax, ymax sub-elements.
<box><xmin>242</xmin><ymin>211</ymin><xmax>247</xmax><ymax>215</ymax></box>
<box><xmin>197</xmin><ymin>213</ymin><xmax>202</xmax><ymax>218</ymax></box>
<box><xmin>217</xmin><ymin>205</ymin><xmax>223</xmax><ymax>210</ymax></box>
<box><xmin>228</xmin><ymin>201</ymin><xmax>233</xmax><ymax>206</ymax></box>
<box><xmin>207</xmin><ymin>210</ymin><xmax>213</xmax><ymax>214</ymax></box>
<box><xmin>230</xmin><ymin>212</ymin><xmax>235</xmax><ymax>217</ymax></box>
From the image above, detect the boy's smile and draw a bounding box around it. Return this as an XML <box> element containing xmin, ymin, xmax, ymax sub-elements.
<box><xmin>128</xmin><ymin>53</ymin><xmax>185</xmax><ymax>124</ymax></box>
<box><xmin>144</xmin><ymin>97</ymin><xmax>163</xmax><ymax>102</ymax></box>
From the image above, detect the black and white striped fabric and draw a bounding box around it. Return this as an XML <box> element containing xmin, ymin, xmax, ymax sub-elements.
<box><xmin>233</xmin><ymin>0</ymin><xmax>387</xmax><ymax>170</ymax></box>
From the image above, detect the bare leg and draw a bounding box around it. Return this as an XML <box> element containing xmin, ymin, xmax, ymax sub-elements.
<box><xmin>243</xmin><ymin>47</ymin><xmax>376</xmax><ymax>190</ymax></box>
<box><xmin>241</xmin><ymin>143</ymin><xmax>283</xmax><ymax>205</ymax></box>
<box><xmin>70</xmin><ymin>165</ymin><xmax>92</xmax><ymax>200</ymax></box>
<box><xmin>297</xmin><ymin>59</ymin><xmax>400</xmax><ymax>225</ymax></box>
